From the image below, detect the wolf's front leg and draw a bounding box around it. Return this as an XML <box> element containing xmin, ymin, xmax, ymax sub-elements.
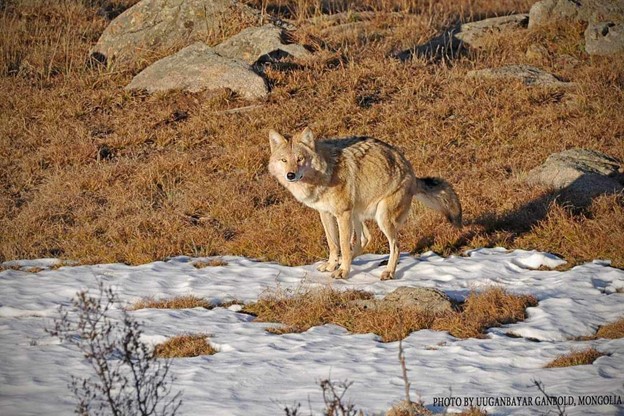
<box><xmin>332</xmin><ymin>211</ymin><xmax>353</xmax><ymax>279</ymax></box>
<box><xmin>317</xmin><ymin>211</ymin><xmax>340</xmax><ymax>272</ymax></box>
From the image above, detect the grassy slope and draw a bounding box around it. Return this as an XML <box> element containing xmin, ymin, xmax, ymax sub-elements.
<box><xmin>1</xmin><ymin>0</ymin><xmax>623</xmax><ymax>267</ymax></box>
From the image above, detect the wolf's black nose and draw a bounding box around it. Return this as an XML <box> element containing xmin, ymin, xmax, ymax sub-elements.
<box><xmin>286</xmin><ymin>172</ymin><xmax>296</xmax><ymax>180</ymax></box>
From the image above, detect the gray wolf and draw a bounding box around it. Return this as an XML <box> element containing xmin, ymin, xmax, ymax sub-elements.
<box><xmin>268</xmin><ymin>127</ymin><xmax>462</xmax><ymax>280</ymax></box>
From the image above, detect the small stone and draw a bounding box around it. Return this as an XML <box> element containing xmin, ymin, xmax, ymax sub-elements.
<box><xmin>455</xmin><ymin>14</ymin><xmax>529</xmax><ymax>48</ymax></box>
<box><xmin>467</xmin><ymin>65</ymin><xmax>573</xmax><ymax>87</ymax></box>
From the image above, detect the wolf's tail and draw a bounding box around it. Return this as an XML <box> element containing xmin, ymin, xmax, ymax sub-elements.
<box><xmin>412</xmin><ymin>177</ymin><xmax>462</xmax><ymax>228</ymax></box>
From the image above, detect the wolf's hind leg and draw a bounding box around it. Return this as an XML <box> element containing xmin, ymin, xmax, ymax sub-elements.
<box><xmin>317</xmin><ymin>211</ymin><xmax>340</xmax><ymax>272</ymax></box>
<box><xmin>376</xmin><ymin>193</ymin><xmax>411</xmax><ymax>280</ymax></box>
<box><xmin>352</xmin><ymin>221</ymin><xmax>368</xmax><ymax>257</ymax></box>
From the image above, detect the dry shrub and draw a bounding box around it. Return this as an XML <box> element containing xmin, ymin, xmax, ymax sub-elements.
<box><xmin>595</xmin><ymin>317</ymin><xmax>624</xmax><ymax>339</ymax></box>
<box><xmin>244</xmin><ymin>286</ymin><xmax>536</xmax><ymax>341</ymax></box>
<box><xmin>154</xmin><ymin>334</ymin><xmax>217</xmax><ymax>358</ymax></box>
<box><xmin>244</xmin><ymin>286</ymin><xmax>375</xmax><ymax>334</ymax></box>
<box><xmin>544</xmin><ymin>347</ymin><xmax>604</xmax><ymax>368</ymax></box>
<box><xmin>1</xmin><ymin>0</ymin><xmax>623</xmax><ymax>269</ymax></box>
<box><xmin>130</xmin><ymin>295</ymin><xmax>212</xmax><ymax>311</ymax></box>
<box><xmin>432</xmin><ymin>287</ymin><xmax>538</xmax><ymax>338</ymax></box>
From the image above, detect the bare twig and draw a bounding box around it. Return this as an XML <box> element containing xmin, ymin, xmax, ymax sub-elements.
<box><xmin>48</xmin><ymin>281</ymin><xmax>182</xmax><ymax>416</ymax></box>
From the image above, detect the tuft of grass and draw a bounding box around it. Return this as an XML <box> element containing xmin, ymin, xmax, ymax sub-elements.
<box><xmin>130</xmin><ymin>295</ymin><xmax>212</xmax><ymax>311</ymax></box>
<box><xmin>154</xmin><ymin>334</ymin><xmax>217</xmax><ymax>358</ymax></box>
<box><xmin>243</xmin><ymin>286</ymin><xmax>537</xmax><ymax>342</ymax></box>
<box><xmin>545</xmin><ymin>347</ymin><xmax>604</xmax><ymax>368</ymax></box>
<box><xmin>432</xmin><ymin>287</ymin><xmax>538</xmax><ymax>339</ymax></box>
<box><xmin>595</xmin><ymin>317</ymin><xmax>624</xmax><ymax>339</ymax></box>
<box><xmin>193</xmin><ymin>258</ymin><xmax>228</xmax><ymax>268</ymax></box>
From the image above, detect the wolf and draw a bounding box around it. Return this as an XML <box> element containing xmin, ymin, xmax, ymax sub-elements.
<box><xmin>268</xmin><ymin>127</ymin><xmax>462</xmax><ymax>280</ymax></box>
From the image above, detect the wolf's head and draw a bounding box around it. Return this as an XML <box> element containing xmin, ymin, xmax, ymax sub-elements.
<box><xmin>268</xmin><ymin>127</ymin><xmax>322</xmax><ymax>185</ymax></box>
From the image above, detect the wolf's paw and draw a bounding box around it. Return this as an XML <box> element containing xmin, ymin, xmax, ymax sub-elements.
<box><xmin>331</xmin><ymin>268</ymin><xmax>349</xmax><ymax>279</ymax></box>
<box><xmin>317</xmin><ymin>260</ymin><xmax>339</xmax><ymax>272</ymax></box>
<box><xmin>380</xmin><ymin>270</ymin><xmax>394</xmax><ymax>280</ymax></box>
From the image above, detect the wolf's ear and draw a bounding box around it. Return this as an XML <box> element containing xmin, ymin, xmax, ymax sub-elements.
<box><xmin>269</xmin><ymin>129</ymin><xmax>287</xmax><ymax>153</ymax></box>
<box><xmin>297</xmin><ymin>127</ymin><xmax>315</xmax><ymax>149</ymax></box>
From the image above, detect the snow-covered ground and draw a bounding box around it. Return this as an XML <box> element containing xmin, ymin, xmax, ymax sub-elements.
<box><xmin>1</xmin><ymin>248</ymin><xmax>623</xmax><ymax>415</ymax></box>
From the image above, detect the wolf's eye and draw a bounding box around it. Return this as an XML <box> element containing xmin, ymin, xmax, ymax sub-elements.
<box><xmin>280</xmin><ymin>158</ymin><xmax>287</xmax><ymax>163</ymax></box>
<box><xmin>296</xmin><ymin>156</ymin><xmax>304</xmax><ymax>163</ymax></box>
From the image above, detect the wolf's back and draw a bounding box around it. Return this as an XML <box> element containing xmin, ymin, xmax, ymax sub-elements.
<box><xmin>412</xmin><ymin>177</ymin><xmax>462</xmax><ymax>227</ymax></box>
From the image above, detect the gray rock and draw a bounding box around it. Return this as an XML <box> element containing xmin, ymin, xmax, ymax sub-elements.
<box><xmin>528</xmin><ymin>0</ymin><xmax>624</xmax><ymax>29</ymax></box>
<box><xmin>585</xmin><ymin>21</ymin><xmax>624</xmax><ymax>55</ymax></box>
<box><xmin>467</xmin><ymin>64</ymin><xmax>573</xmax><ymax>87</ymax></box>
<box><xmin>383</xmin><ymin>287</ymin><xmax>453</xmax><ymax>315</ymax></box>
<box><xmin>353</xmin><ymin>287</ymin><xmax>454</xmax><ymax>316</ymax></box>
<box><xmin>527</xmin><ymin>149</ymin><xmax>621</xmax><ymax>188</ymax></box>
<box><xmin>528</xmin><ymin>0</ymin><xmax>624</xmax><ymax>55</ymax></box>
<box><xmin>455</xmin><ymin>14</ymin><xmax>529</xmax><ymax>48</ymax></box>
<box><xmin>90</xmin><ymin>0</ymin><xmax>260</xmax><ymax>66</ymax></box>
<box><xmin>527</xmin><ymin>149</ymin><xmax>623</xmax><ymax>206</ymax></box>
<box><xmin>214</xmin><ymin>24</ymin><xmax>310</xmax><ymax>65</ymax></box>
<box><xmin>125</xmin><ymin>42</ymin><xmax>268</xmax><ymax>100</ymax></box>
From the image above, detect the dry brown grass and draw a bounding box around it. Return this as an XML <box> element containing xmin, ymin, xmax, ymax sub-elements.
<box><xmin>243</xmin><ymin>285</ymin><xmax>537</xmax><ymax>341</ymax></box>
<box><xmin>432</xmin><ymin>286</ymin><xmax>538</xmax><ymax>338</ymax></box>
<box><xmin>595</xmin><ymin>317</ymin><xmax>624</xmax><ymax>339</ymax></box>
<box><xmin>193</xmin><ymin>258</ymin><xmax>228</xmax><ymax>268</ymax></box>
<box><xmin>544</xmin><ymin>347</ymin><xmax>604</xmax><ymax>368</ymax></box>
<box><xmin>1</xmin><ymin>0</ymin><xmax>623</xmax><ymax>268</ymax></box>
<box><xmin>458</xmin><ymin>408</ymin><xmax>488</xmax><ymax>416</ymax></box>
<box><xmin>154</xmin><ymin>334</ymin><xmax>217</xmax><ymax>358</ymax></box>
<box><xmin>129</xmin><ymin>295</ymin><xmax>212</xmax><ymax>311</ymax></box>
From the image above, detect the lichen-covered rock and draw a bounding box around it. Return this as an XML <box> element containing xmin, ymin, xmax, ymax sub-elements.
<box><xmin>528</xmin><ymin>0</ymin><xmax>624</xmax><ymax>55</ymax></box>
<box><xmin>585</xmin><ymin>21</ymin><xmax>624</xmax><ymax>55</ymax></box>
<box><xmin>528</xmin><ymin>0</ymin><xmax>624</xmax><ymax>28</ymax></box>
<box><xmin>125</xmin><ymin>42</ymin><xmax>268</xmax><ymax>100</ymax></box>
<box><xmin>527</xmin><ymin>149</ymin><xmax>623</xmax><ymax>206</ymax></box>
<box><xmin>455</xmin><ymin>14</ymin><xmax>529</xmax><ymax>48</ymax></box>
<box><xmin>214</xmin><ymin>24</ymin><xmax>310</xmax><ymax>65</ymax></box>
<box><xmin>353</xmin><ymin>286</ymin><xmax>454</xmax><ymax>316</ymax></box>
<box><xmin>90</xmin><ymin>0</ymin><xmax>260</xmax><ymax>66</ymax></box>
<box><xmin>527</xmin><ymin>149</ymin><xmax>621</xmax><ymax>189</ymax></box>
<box><xmin>467</xmin><ymin>65</ymin><xmax>573</xmax><ymax>87</ymax></box>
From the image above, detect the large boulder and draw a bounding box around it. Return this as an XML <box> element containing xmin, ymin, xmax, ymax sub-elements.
<box><xmin>90</xmin><ymin>0</ymin><xmax>260</xmax><ymax>66</ymax></box>
<box><xmin>467</xmin><ymin>65</ymin><xmax>573</xmax><ymax>87</ymax></box>
<box><xmin>528</xmin><ymin>0</ymin><xmax>624</xmax><ymax>28</ymax></box>
<box><xmin>455</xmin><ymin>14</ymin><xmax>529</xmax><ymax>48</ymax></box>
<box><xmin>214</xmin><ymin>24</ymin><xmax>310</xmax><ymax>65</ymax></box>
<box><xmin>125</xmin><ymin>42</ymin><xmax>268</xmax><ymax>100</ymax></box>
<box><xmin>528</xmin><ymin>0</ymin><xmax>624</xmax><ymax>55</ymax></box>
<box><xmin>527</xmin><ymin>149</ymin><xmax>623</xmax><ymax>206</ymax></box>
<box><xmin>527</xmin><ymin>149</ymin><xmax>621</xmax><ymax>188</ymax></box>
<box><xmin>585</xmin><ymin>21</ymin><xmax>624</xmax><ymax>56</ymax></box>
